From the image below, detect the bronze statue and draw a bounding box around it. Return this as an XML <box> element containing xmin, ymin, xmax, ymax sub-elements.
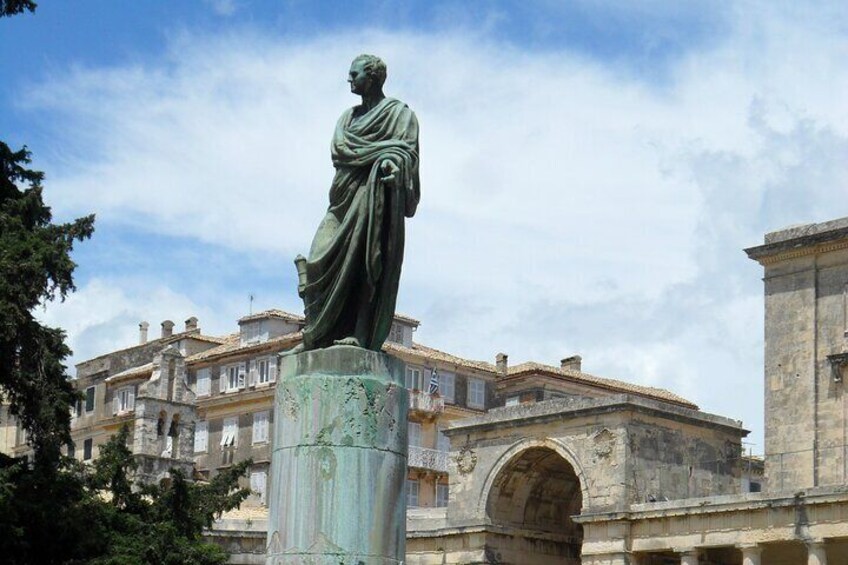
<box><xmin>294</xmin><ymin>54</ymin><xmax>420</xmax><ymax>352</ymax></box>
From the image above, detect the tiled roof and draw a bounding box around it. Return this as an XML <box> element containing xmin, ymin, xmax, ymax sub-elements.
<box><xmin>76</xmin><ymin>331</ymin><xmax>225</xmax><ymax>368</ymax></box>
<box><xmin>393</xmin><ymin>313</ymin><xmax>420</xmax><ymax>326</ymax></box>
<box><xmin>104</xmin><ymin>363</ymin><xmax>153</xmax><ymax>383</ymax></box>
<box><xmin>186</xmin><ymin>332</ymin><xmax>302</xmax><ymax>364</ymax></box>
<box><xmin>383</xmin><ymin>341</ymin><xmax>497</xmax><ymax>374</ymax></box>
<box><xmin>188</xmin><ymin>334</ymin><xmax>228</xmax><ymax>345</ymax></box>
<box><xmin>505</xmin><ymin>361</ymin><xmax>696</xmax><ymax>409</ymax></box>
<box><xmin>238</xmin><ymin>309</ymin><xmax>305</xmax><ymax>324</ymax></box>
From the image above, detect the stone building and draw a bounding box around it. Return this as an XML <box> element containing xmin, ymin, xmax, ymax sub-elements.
<box><xmin>8</xmin><ymin>216</ymin><xmax>848</xmax><ymax>564</ymax></box>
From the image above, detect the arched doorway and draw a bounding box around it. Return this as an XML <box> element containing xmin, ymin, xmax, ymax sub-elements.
<box><xmin>485</xmin><ymin>446</ymin><xmax>583</xmax><ymax>564</ymax></box>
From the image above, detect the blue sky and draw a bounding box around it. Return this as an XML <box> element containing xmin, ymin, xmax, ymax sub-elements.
<box><xmin>3</xmin><ymin>1</ymin><xmax>847</xmax><ymax>453</ymax></box>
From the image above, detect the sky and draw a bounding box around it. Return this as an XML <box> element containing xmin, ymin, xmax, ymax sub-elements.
<box><xmin>2</xmin><ymin>1</ymin><xmax>847</xmax><ymax>454</ymax></box>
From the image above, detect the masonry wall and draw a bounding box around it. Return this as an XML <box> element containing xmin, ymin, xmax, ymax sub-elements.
<box><xmin>763</xmin><ymin>245</ymin><xmax>848</xmax><ymax>491</ymax></box>
<box><xmin>625</xmin><ymin>412</ymin><xmax>741</xmax><ymax>503</ymax></box>
<box><xmin>814</xmin><ymin>247</ymin><xmax>848</xmax><ymax>487</ymax></box>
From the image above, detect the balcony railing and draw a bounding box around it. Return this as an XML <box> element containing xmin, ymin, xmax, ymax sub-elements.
<box><xmin>408</xmin><ymin>446</ymin><xmax>448</xmax><ymax>473</ymax></box>
<box><xmin>408</xmin><ymin>390</ymin><xmax>444</xmax><ymax>415</ymax></box>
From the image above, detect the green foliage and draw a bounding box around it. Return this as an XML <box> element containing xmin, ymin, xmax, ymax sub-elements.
<box><xmin>84</xmin><ymin>425</ymin><xmax>252</xmax><ymax>565</ymax></box>
<box><xmin>0</xmin><ymin>139</ymin><xmax>96</xmax><ymax>563</ymax></box>
<box><xmin>0</xmin><ymin>142</ymin><xmax>95</xmax><ymax>467</ymax></box>
<box><xmin>0</xmin><ymin>0</ymin><xmax>36</xmax><ymax>18</ymax></box>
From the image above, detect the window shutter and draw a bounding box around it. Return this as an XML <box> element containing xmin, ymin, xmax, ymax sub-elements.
<box><xmin>249</xmin><ymin>360</ymin><xmax>257</xmax><ymax>386</ymax></box>
<box><xmin>197</xmin><ymin>369</ymin><xmax>210</xmax><ymax>396</ymax></box>
<box><xmin>219</xmin><ymin>368</ymin><xmax>227</xmax><ymax>393</ymax></box>
<box><xmin>269</xmin><ymin>358</ymin><xmax>277</xmax><ymax>383</ymax></box>
<box><xmin>253</xmin><ymin>411</ymin><xmax>269</xmax><ymax>444</ymax></box>
<box><xmin>128</xmin><ymin>386</ymin><xmax>136</xmax><ymax>410</ymax></box>
<box><xmin>194</xmin><ymin>421</ymin><xmax>208</xmax><ymax>453</ymax></box>
<box><xmin>112</xmin><ymin>393</ymin><xmax>119</xmax><ymax>415</ymax></box>
<box><xmin>238</xmin><ymin>363</ymin><xmax>247</xmax><ymax>389</ymax></box>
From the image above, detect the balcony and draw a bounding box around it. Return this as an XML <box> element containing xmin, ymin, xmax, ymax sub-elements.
<box><xmin>408</xmin><ymin>390</ymin><xmax>444</xmax><ymax>416</ymax></box>
<box><xmin>408</xmin><ymin>446</ymin><xmax>448</xmax><ymax>473</ymax></box>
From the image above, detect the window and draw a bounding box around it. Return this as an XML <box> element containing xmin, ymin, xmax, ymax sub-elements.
<box><xmin>388</xmin><ymin>323</ymin><xmax>404</xmax><ymax>344</ymax></box>
<box><xmin>221</xmin><ymin>416</ymin><xmax>238</xmax><ymax>448</ymax></box>
<box><xmin>438</xmin><ymin>371</ymin><xmax>455</xmax><ymax>403</ymax></box>
<box><xmin>194</xmin><ymin>420</ymin><xmax>208</xmax><ymax>453</ymax></box>
<box><xmin>468</xmin><ymin>378</ymin><xmax>485</xmax><ymax>409</ymax></box>
<box><xmin>83</xmin><ymin>438</ymin><xmax>93</xmax><ymax>461</ymax></box>
<box><xmin>505</xmin><ymin>396</ymin><xmax>520</xmax><ymax>407</ymax></box>
<box><xmin>254</xmin><ymin>358</ymin><xmax>276</xmax><ymax>386</ymax></box>
<box><xmin>112</xmin><ymin>386</ymin><xmax>136</xmax><ymax>414</ymax></box>
<box><xmin>220</xmin><ymin>364</ymin><xmax>246</xmax><ymax>393</ymax></box>
<box><xmin>406</xmin><ymin>479</ymin><xmax>419</xmax><ymax>508</ymax></box>
<box><xmin>85</xmin><ymin>386</ymin><xmax>95</xmax><ymax>413</ymax></box>
<box><xmin>196</xmin><ymin>368</ymin><xmax>211</xmax><ymax>396</ymax></box>
<box><xmin>67</xmin><ymin>443</ymin><xmax>75</xmax><ymax>459</ymax></box>
<box><xmin>250</xmin><ymin>470</ymin><xmax>268</xmax><ymax>505</ymax></box>
<box><xmin>73</xmin><ymin>398</ymin><xmax>82</xmax><ymax>418</ymax></box>
<box><xmin>749</xmin><ymin>481</ymin><xmax>762</xmax><ymax>493</ymax></box>
<box><xmin>436</xmin><ymin>483</ymin><xmax>449</xmax><ymax>507</ymax></box>
<box><xmin>252</xmin><ymin>411</ymin><xmax>270</xmax><ymax>444</ymax></box>
<box><xmin>437</xmin><ymin>429</ymin><xmax>450</xmax><ymax>453</ymax></box>
<box><xmin>405</xmin><ymin>366</ymin><xmax>423</xmax><ymax>390</ymax></box>
<box><xmin>408</xmin><ymin>422</ymin><xmax>422</xmax><ymax>447</ymax></box>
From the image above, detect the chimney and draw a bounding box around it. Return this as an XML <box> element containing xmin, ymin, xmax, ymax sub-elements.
<box><xmin>139</xmin><ymin>321</ymin><xmax>149</xmax><ymax>345</ymax></box>
<box><xmin>161</xmin><ymin>320</ymin><xmax>175</xmax><ymax>338</ymax></box>
<box><xmin>496</xmin><ymin>353</ymin><xmax>508</xmax><ymax>376</ymax></box>
<box><xmin>561</xmin><ymin>355</ymin><xmax>582</xmax><ymax>372</ymax></box>
<box><xmin>185</xmin><ymin>316</ymin><xmax>199</xmax><ymax>332</ymax></box>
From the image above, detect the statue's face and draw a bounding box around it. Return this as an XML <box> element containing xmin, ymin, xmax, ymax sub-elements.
<box><xmin>348</xmin><ymin>60</ymin><xmax>372</xmax><ymax>95</ymax></box>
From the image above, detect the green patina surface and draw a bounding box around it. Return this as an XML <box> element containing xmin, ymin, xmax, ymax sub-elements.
<box><xmin>267</xmin><ymin>346</ymin><xmax>408</xmax><ymax>565</ymax></box>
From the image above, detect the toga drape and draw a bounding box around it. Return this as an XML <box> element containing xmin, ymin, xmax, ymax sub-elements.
<box><xmin>300</xmin><ymin>97</ymin><xmax>420</xmax><ymax>351</ymax></box>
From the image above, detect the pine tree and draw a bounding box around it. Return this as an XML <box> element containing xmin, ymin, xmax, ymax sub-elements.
<box><xmin>0</xmin><ymin>143</ymin><xmax>95</xmax><ymax>563</ymax></box>
<box><xmin>0</xmin><ymin>142</ymin><xmax>94</xmax><ymax>467</ymax></box>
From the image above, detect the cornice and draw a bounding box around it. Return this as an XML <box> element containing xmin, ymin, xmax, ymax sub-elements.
<box><xmin>745</xmin><ymin>230</ymin><xmax>848</xmax><ymax>266</ymax></box>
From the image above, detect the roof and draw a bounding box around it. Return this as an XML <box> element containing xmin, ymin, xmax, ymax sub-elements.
<box><xmin>104</xmin><ymin>363</ymin><xmax>153</xmax><ymax>383</ymax></box>
<box><xmin>383</xmin><ymin>341</ymin><xmax>497</xmax><ymax>374</ymax></box>
<box><xmin>393</xmin><ymin>313</ymin><xmax>420</xmax><ymax>327</ymax></box>
<box><xmin>75</xmin><ymin>330</ymin><xmax>226</xmax><ymax>369</ymax></box>
<box><xmin>238</xmin><ymin>309</ymin><xmax>304</xmax><ymax>324</ymax></box>
<box><xmin>186</xmin><ymin>332</ymin><xmax>302</xmax><ymax>364</ymax></box>
<box><xmin>504</xmin><ymin>361</ymin><xmax>697</xmax><ymax>409</ymax></box>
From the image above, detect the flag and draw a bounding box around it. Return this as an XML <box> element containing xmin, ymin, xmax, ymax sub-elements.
<box><xmin>428</xmin><ymin>367</ymin><xmax>439</xmax><ymax>395</ymax></box>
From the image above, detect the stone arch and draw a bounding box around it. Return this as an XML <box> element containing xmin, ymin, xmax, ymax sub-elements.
<box><xmin>481</xmin><ymin>438</ymin><xmax>586</xmax><ymax>563</ymax></box>
<box><xmin>478</xmin><ymin>437</ymin><xmax>589</xmax><ymax>518</ymax></box>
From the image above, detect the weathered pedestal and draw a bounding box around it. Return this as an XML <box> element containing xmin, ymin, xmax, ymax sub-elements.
<box><xmin>266</xmin><ymin>345</ymin><xmax>408</xmax><ymax>565</ymax></box>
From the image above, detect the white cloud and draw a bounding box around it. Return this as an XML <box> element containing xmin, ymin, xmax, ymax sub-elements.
<box><xmin>22</xmin><ymin>3</ymin><xmax>848</xmax><ymax>451</ymax></box>
<box><xmin>36</xmin><ymin>278</ymin><xmax>239</xmax><ymax>370</ymax></box>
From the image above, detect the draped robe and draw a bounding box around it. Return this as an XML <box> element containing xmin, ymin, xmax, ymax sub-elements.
<box><xmin>300</xmin><ymin>97</ymin><xmax>420</xmax><ymax>351</ymax></box>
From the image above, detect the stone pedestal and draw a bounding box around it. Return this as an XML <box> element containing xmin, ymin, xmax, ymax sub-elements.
<box><xmin>266</xmin><ymin>346</ymin><xmax>408</xmax><ymax>565</ymax></box>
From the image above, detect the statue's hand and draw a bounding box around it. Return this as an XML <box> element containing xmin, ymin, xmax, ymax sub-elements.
<box><xmin>379</xmin><ymin>159</ymin><xmax>399</xmax><ymax>188</ymax></box>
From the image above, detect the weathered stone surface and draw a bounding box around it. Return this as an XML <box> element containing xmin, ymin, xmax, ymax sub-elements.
<box><xmin>266</xmin><ymin>345</ymin><xmax>408</xmax><ymax>564</ymax></box>
<box><xmin>746</xmin><ymin>218</ymin><xmax>848</xmax><ymax>492</ymax></box>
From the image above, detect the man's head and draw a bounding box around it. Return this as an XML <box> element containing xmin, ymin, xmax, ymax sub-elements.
<box><xmin>348</xmin><ymin>54</ymin><xmax>387</xmax><ymax>94</ymax></box>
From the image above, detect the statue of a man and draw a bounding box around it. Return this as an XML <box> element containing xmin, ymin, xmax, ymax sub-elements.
<box><xmin>294</xmin><ymin>54</ymin><xmax>420</xmax><ymax>352</ymax></box>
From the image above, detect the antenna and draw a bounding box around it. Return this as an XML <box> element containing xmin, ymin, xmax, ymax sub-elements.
<box><xmin>249</xmin><ymin>293</ymin><xmax>255</xmax><ymax>315</ymax></box>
